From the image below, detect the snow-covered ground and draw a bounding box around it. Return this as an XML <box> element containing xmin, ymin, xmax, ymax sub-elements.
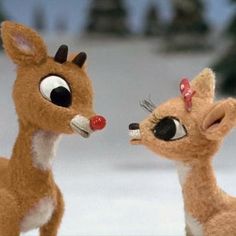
<box><xmin>0</xmin><ymin>37</ymin><xmax>236</xmax><ymax>236</ymax></box>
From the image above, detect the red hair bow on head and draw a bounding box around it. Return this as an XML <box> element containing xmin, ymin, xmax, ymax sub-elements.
<box><xmin>180</xmin><ymin>78</ymin><xmax>196</xmax><ymax>112</ymax></box>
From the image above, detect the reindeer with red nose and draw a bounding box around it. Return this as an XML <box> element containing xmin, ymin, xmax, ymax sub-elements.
<box><xmin>0</xmin><ymin>21</ymin><xmax>105</xmax><ymax>236</ymax></box>
<box><xmin>129</xmin><ymin>68</ymin><xmax>236</xmax><ymax>236</ymax></box>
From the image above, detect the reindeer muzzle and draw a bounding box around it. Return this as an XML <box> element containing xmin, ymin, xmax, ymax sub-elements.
<box><xmin>70</xmin><ymin>115</ymin><xmax>106</xmax><ymax>138</ymax></box>
<box><xmin>129</xmin><ymin>123</ymin><xmax>141</xmax><ymax>143</ymax></box>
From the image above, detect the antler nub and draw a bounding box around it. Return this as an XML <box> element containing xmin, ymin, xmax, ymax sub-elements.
<box><xmin>54</xmin><ymin>44</ymin><xmax>68</xmax><ymax>63</ymax></box>
<box><xmin>72</xmin><ymin>52</ymin><xmax>87</xmax><ymax>68</ymax></box>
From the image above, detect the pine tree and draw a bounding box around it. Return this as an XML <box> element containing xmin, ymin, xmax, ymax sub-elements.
<box><xmin>0</xmin><ymin>0</ymin><xmax>6</xmax><ymax>50</ymax></box>
<box><xmin>164</xmin><ymin>0</ymin><xmax>210</xmax><ymax>51</ymax></box>
<box><xmin>33</xmin><ymin>4</ymin><xmax>45</xmax><ymax>31</ymax></box>
<box><xmin>55</xmin><ymin>17</ymin><xmax>67</xmax><ymax>33</ymax></box>
<box><xmin>86</xmin><ymin>0</ymin><xmax>129</xmax><ymax>36</ymax></box>
<box><xmin>168</xmin><ymin>0</ymin><xmax>208</xmax><ymax>35</ymax></box>
<box><xmin>226</xmin><ymin>0</ymin><xmax>236</xmax><ymax>38</ymax></box>
<box><xmin>213</xmin><ymin>0</ymin><xmax>236</xmax><ymax>95</ymax></box>
<box><xmin>144</xmin><ymin>4</ymin><xmax>161</xmax><ymax>36</ymax></box>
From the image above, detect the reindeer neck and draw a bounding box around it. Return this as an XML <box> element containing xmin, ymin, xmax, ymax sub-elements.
<box><xmin>9</xmin><ymin>121</ymin><xmax>60</xmax><ymax>191</ymax></box>
<box><xmin>175</xmin><ymin>159</ymin><xmax>226</xmax><ymax>222</ymax></box>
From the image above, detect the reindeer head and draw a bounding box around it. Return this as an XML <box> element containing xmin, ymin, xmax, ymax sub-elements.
<box><xmin>1</xmin><ymin>21</ymin><xmax>106</xmax><ymax>137</ymax></box>
<box><xmin>129</xmin><ymin>68</ymin><xmax>236</xmax><ymax>161</ymax></box>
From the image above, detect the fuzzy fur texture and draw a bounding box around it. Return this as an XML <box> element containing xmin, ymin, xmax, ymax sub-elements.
<box><xmin>0</xmin><ymin>21</ymin><xmax>104</xmax><ymax>236</ymax></box>
<box><xmin>20</xmin><ymin>197</ymin><xmax>55</xmax><ymax>232</ymax></box>
<box><xmin>175</xmin><ymin>161</ymin><xmax>191</xmax><ymax>187</ymax></box>
<box><xmin>130</xmin><ymin>68</ymin><xmax>236</xmax><ymax>235</ymax></box>
<box><xmin>32</xmin><ymin>131</ymin><xmax>60</xmax><ymax>170</ymax></box>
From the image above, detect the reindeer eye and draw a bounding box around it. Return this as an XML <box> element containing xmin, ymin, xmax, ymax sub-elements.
<box><xmin>40</xmin><ymin>75</ymin><xmax>71</xmax><ymax>107</ymax></box>
<box><xmin>153</xmin><ymin>117</ymin><xmax>187</xmax><ymax>141</ymax></box>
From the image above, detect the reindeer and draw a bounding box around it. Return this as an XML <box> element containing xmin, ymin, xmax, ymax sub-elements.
<box><xmin>129</xmin><ymin>68</ymin><xmax>236</xmax><ymax>236</ymax></box>
<box><xmin>0</xmin><ymin>21</ymin><xmax>106</xmax><ymax>236</ymax></box>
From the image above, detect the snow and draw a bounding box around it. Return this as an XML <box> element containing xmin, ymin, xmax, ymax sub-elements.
<box><xmin>0</xmin><ymin>37</ymin><xmax>236</xmax><ymax>236</ymax></box>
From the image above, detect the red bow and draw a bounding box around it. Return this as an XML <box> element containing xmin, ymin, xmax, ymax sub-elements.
<box><xmin>180</xmin><ymin>78</ymin><xmax>196</xmax><ymax>112</ymax></box>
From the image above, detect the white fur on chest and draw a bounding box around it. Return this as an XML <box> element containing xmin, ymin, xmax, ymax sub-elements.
<box><xmin>185</xmin><ymin>211</ymin><xmax>204</xmax><ymax>236</ymax></box>
<box><xmin>175</xmin><ymin>161</ymin><xmax>192</xmax><ymax>187</ymax></box>
<box><xmin>32</xmin><ymin>131</ymin><xmax>60</xmax><ymax>170</ymax></box>
<box><xmin>20</xmin><ymin>197</ymin><xmax>55</xmax><ymax>232</ymax></box>
<box><xmin>176</xmin><ymin>162</ymin><xmax>203</xmax><ymax>235</ymax></box>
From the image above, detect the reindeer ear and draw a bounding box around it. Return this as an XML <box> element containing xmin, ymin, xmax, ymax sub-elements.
<box><xmin>1</xmin><ymin>21</ymin><xmax>47</xmax><ymax>66</ymax></box>
<box><xmin>201</xmin><ymin>98</ymin><xmax>236</xmax><ymax>140</ymax></box>
<box><xmin>191</xmin><ymin>68</ymin><xmax>215</xmax><ymax>102</ymax></box>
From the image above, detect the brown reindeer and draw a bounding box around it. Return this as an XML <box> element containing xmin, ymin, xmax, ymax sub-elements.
<box><xmin>129</xmin><ymin>68</ymin><xmax>236</xmax><ymax>236</ymax></box>
<box><xmin>0</xmin><ymin>21</ymin><xmax>106</xmax><ymax>236</ymax></box>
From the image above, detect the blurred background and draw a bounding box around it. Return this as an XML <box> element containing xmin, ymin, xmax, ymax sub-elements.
<box><xmin>0</xmin><ymin>0</ymin><xmax>235</xmax><ymax>235</ymax></box>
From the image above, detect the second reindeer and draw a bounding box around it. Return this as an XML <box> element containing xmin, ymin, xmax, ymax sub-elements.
<box><xmin>0</xmin><ymin>21</ymin><xmax>106</xmax><ymax>236</ymax></box>
<box><xmin>129</xmin><ymin>68</ymin><xmax>236</xmax><ymax>236</ymax></box>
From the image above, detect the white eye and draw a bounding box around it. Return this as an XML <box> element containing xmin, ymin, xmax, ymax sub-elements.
<box><xmin>40</xmin><ymin>75</ymin><xmax>72</xmax><ymax>107</ymax></box>
<box><xmin>153</xmin><ymin>117</ymin><xmax>187</xmax><ymax>141</ymax></box>
<box><xmin>171</xmin><ymin>119</ymin><xmax>187</xmax><ymax>140</ymax></box>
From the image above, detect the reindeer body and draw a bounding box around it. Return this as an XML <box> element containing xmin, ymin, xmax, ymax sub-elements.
<box><xmin>0</xmin><ymin>21</ymin><xmax>105</xmax><ymax>236</ymax></box>
<box><xmin>0</xmin><ymin>127</ymin><xmax>60</xmax><ymax>234</ymax></box>
<box><xmin>0</xmin><ymin>109</ymin><xmax>62</xmax><ymax>236</ymax></box>
<box><xmin>177</xmin><ymin>160</ymin><xmax>236</xmax><ymax>235</ymax></box>
<box><xmin>129</xmin><ymin>69</ymin><xmax>236</xmax><ymax>236</ymax></box>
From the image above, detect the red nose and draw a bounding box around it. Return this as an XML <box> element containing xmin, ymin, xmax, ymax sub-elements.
<box><xmin>90</xmin><ymin>115</ymin><xmax>106</xmax><ymax>131</ymax></box>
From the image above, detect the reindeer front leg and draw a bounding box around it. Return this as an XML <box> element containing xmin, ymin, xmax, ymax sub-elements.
<box><xmin>0</xmin><ymin>189</ymin><xmax>20</xmax><ymax>236</ymax></box>
<box><xmin>40</xmin><ymin>186</ymin><xmax>64</xmax><ymax>236</ymax></box>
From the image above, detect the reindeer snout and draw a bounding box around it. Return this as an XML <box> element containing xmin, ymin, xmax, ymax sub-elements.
<box><xmin>129</xmin><ymin>123</ymin><xmax>140</xmax><ymax>130</ymax></box>
<box><xmin>129</xmin><ymin>123</ymin><xmax>141</xmax><ymax>142</ymax></box>
<box><xmin>70</xmin><ymin>115</ymin><xmax>106</xmax><ymax>138</ymax></box>
<box><xmin>90</xmin><ymin>115</ymin><xmax>106</xmax><ymax>131</ymax></box>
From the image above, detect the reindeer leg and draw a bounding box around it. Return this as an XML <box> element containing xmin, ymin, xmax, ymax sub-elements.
<box><xmin>40</xmin><ymin>186</ymin><xmax>64</xmax><ymax>236</ymax></box>
<box><xmin>0</xmin><ymin>189</ymin><xmax>20</xmax><ymax>236</ymax></box>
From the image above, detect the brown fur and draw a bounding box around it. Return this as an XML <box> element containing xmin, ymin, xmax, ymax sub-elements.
<box><xmin>0</xmin><ymin>21</ymin><xmax>104</xmax><ymax>236</ymax></box>
<box><xmin>130</xmin><ymin>68</ymin><xmax>236</xmax><ymax>235</ymax></box>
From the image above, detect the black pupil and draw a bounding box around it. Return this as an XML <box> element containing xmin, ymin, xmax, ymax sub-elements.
<box><xmin>50</xmin><ymin>86</ymin><xmax>71</xmax><ymax>107</ymax></box>
<box><xmin>153</xmin><ymin>117</ymin><xmax>176</xmax><ymax>141</ymax></box>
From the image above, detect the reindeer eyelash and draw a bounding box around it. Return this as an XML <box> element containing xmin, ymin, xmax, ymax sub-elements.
<box><xmin>140</xmin><ymin>97</ymin><xmax>156</xmax><ymax>113</ymax></box>
<box><xmin>150</xmin><ymin>113</ymin><xmax>161</xmax><ymax>124</ymax></box>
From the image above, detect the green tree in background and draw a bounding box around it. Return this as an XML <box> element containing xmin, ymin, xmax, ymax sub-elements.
<box><xmin>33</xmin><ymin>4</ymin><xmax>46</xmax><ymax>32</ymax></box>
<box><xmin>0</xmin><ymin>0</ymin><xmax>7</xmax><ymax>50</ymax></box>
<box><xmin>86</xmin><ymin>0</ymin><xmax>129</xmax><ymax>36</ymax></box>
<box><xmin>213</xmin><ymin>0</ymin><xmax>236</xmax><ymax>95</ymax></box>
<box><xmin>164</xmin><ymin>0</ymin><xmax>210</xmax><ymax>51</ymax></box>
<box><xmin>144</xmin><ymin>3</ymin><xmax>161</xmax><ymax>37</ymax></box>
<box><xmin>168</xmin><ymin>0</ymin><xmax>208</xmax><ymax>35</ymax></box>
<box><xmin>226</xmin><ymin>0</ymin><xmax>236</xmax><ymax>37</ymax></box>
<box><xmin>55</xmin><ymin>16</ymin><xmax>67</xmax><ymax>33</ymax></box>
